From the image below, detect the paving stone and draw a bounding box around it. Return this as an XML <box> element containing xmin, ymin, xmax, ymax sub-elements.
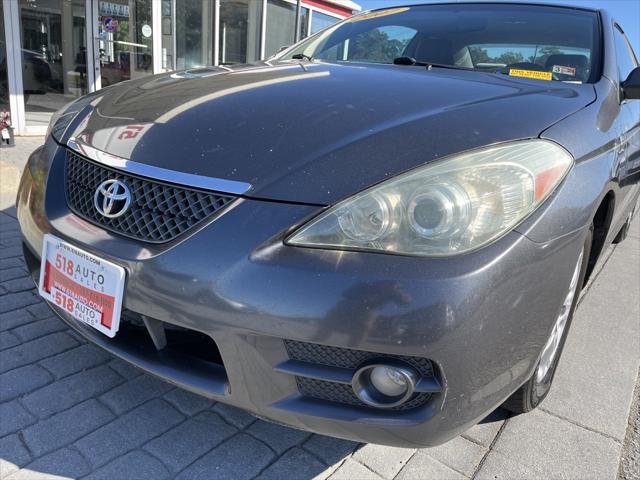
<box><xmin>0</xmin><ymin>332</ymin><xmax>78</xmax><ymax>373</ymax></box>
<box><xmin>12</xmin><ymin>317</ymin><xmax>65</xmax><ymax>342</ymax></box>
<box><xmin>475</xmin><ymin>451</ymin><xmax>546</xmax><ymax>479</ymax></box>
<box><xmin>462</xmin><ymin>409</ymin><xmax>508</xmax><ymax>447</ymax></box>
<box><xmin>1</xmin><ymin>277</ymin><xmax>35</xmax><ymax>293</ymax></box>
<box><xmin>22</xmin><ymin>364</ymin><xmax>122</xmax><ymax>418</ymax></box>
<box><xmin>0</xmin><ymin>247</ymin><xmax>23</xmax><ymax>261</ymax></box>
<box><xmin>0</xmin><ymin>364</ymin><xmax>53</xmax><ymax>402</ymax></box>
<box><xmin>175</xmin><ymin>433</ymin><xmax>275</xmax><ymax>480</ymax></box>
<box><xmin>8</xmin><ymin>448</ymin><xmax>91</xmax><ymax>480</ymax></box>
<box><xmin>0</xmin><ymin>310</ymin><xmax>34</xmax><ymax>332</ymax></box>
<box><xmin>84</xmin><ymin>450</ymin><xmax>169</xmax><ymax>480</ymax></box>
<box><xmin>0</xmin><ymin>292</ymin><xmax>39</xmax><ymax>314</ymax></box>
<box><xmin>0</xmin><ymin>258</ymin><xmax>26</xmax><ymax>271</ymax></box>
<box><xmin>0</xmin><ymin>331</ymin><xmax>20</xmax><ymax>350</ymax></box>
<box><xmin>22</xmin><ymin>399</ymin><xmax>114</xmax><ymax>457</ymax></box>
<box><xmin>491</xmin><ymin>409</ymin><xmax>621</xmax><ymax>479</ymax></box>
<box><xmin>352</xmin><ymin>443</ymin><xmax>416</xmax><ymax>479</ymax></box>
<box><xmin>0</xmin><ymin>401</ymin><xmax>35</xmax><ymax>437</ymax></box>
<box><xmin>144</xmin><ymin>411</ymin><xmax>237</xmax><ymax>473</ymax></box>
<box><xmin>396</xmin><ymin>452</ymin><xmax>466</xmax><ymax>480</ymax></box>
<box><xmin>328</xmin><ymin>458</ymin><xmax>384</xmax><ymax>480</ymax></box>
<box><xmin>163</xmin><ymin>388</ymin><xmax>214</xmax><ymax>416</ymax></box>
<box><xmin>211</xmin><ymin>402</ymin><xmax>256</xmax><ymax>429</ymax></box>
<box><xmin>0</xmin><ymin>236</ymin><xmax>21</xmax><ymax>249</ymax></box>
<box><xmin>99</xmin><ymin>374</ymin><xmax>173</xmax><ymax>415</ymax></box>
<box><xmin>0</xmin><ymin>435</ymin><xmax>31</xmax><ymax>479</ymax></box>
<box><xmin>256</xmin><ymin>447</ymin><xmax>327</xmax><ymax>480</ymax></box>
<box><xmin>422</xmin><ymin>435</ymin><xmax>486</xmax><ymax>477</ymax></box>
<box><xmin>108</xmin><ymin>358</ymin><xmax>141</xmax><ymax>380</ymax></box>
<box><xmin>302</xmin><ymin>434</ymin><xmax>359</xmax><ymax>465</ymax></box>
<box><xmin>0</xmin><ymin>268</ymin><xmax>28</xmax><ymax>282</ymax></box>
<box><xmin>74</xmin><ymin>399</ymin><xmax>184</xmax><ymax>467</ymax></box>
<box><xmin>39</xmin><ymin>344</ymin><xmax>111</xmax><ymax>379</ymax></box>
<box><xmin>247</xmin><ymin>420</ymin><xmax>311</xmax><ymax>454</ymax></box>
<box><xmin>24</xmin><ymin>303</ymin><xmax>53</xmax><ymax>319</ymax></box>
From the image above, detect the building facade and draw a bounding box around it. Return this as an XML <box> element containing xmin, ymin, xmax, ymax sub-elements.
<box><xmin>0</xmin><ymin>0</ymin><xmax>359</xmax><ymax>136</ymax></box>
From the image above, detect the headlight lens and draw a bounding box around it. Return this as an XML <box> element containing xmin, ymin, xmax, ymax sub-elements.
<box><xmin>287</xmin><ymin>140</ymin><xmax>573</xmax><ymax>256</ymax></box>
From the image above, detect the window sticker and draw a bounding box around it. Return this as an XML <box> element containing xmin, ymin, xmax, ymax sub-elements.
<box><xmin>552</xmin><ymin>65</ymin><xmax>576</xmax><ymax>77</ymax></box>
<box><xmin>508</xmin><ymin>69</ymin><xmax>553</xmax><ymax>81</ymax></box>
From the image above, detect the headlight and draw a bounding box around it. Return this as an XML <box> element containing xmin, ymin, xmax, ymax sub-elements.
<box><xmin>287</xmin><ymin>140</ymin><xmax>573</xmax><ymax>257</ymax></box>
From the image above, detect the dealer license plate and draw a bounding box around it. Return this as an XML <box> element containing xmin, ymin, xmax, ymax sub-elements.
<box><xmin>38</xmin><ymin>234</ymin><xmax>125</xmax><ymax>338</ymax></box>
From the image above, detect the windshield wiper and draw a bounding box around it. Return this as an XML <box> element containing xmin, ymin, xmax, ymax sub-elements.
<box><xmin>393</xmin><ymin>57</ymin><xmax>474</xmax><ymax>72</ymax></box>
<box><xmin>393</xmin><ymin>56</ymin><xmax>422</xmax><ymax>66</ymax></box>
<box><xmin>292</xmin><ymin>53</ymin><xmax>314</xmax><ymax>62</ymax></box>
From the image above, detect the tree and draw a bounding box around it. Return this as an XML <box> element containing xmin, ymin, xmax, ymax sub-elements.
<box><xmin>349</xmin><ymin>29</ymin><xmax>409</xmax><ymax>63</ymax></box>
<box><xmin>530</xmin><ymin>46</ymin><xmax>562</xmax><ymax>67</ymax></box>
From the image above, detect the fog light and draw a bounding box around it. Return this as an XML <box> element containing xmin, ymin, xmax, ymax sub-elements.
<box><xmin>370</xmin><ymin>366</ymin><xmax>409</xmax><ymax>397</ymax></box>
<box><xmin>352</xmin><ymin>360</ymin><xmax>418</xmax><ymax>408</ymax></box>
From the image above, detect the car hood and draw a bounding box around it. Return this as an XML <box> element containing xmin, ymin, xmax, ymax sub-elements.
<box><xmin>67</xmin><ymin>62</ymin><xmax>595</xmax><ymax>205</ymax></box>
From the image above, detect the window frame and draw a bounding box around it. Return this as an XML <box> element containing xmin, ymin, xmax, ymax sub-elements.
<box><xmin>613</xmin><ymin>22</ymin><xmax>639</xmax><ymax>84</ymax></box>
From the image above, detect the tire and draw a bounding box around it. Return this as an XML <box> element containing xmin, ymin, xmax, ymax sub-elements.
<box><xmin>503</xmin><ymin>226</ymin><xmax>592</xmax><ymax>414</ymax></box>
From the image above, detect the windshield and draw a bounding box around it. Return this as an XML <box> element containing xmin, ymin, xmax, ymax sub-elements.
<box><xmin>282</xmin><ymin>4</ymin><xmax>600</xmax><ymax>83</ymax></box>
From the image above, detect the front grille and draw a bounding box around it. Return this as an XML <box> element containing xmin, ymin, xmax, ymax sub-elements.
<box><xmin>65</xmin><ymin>151</ymin><xmax>236</xmax><ymax>243</ymax></box>
<box><xmin>284</xmin><ymin>340</ymin><xmax>437</xmax><ymax>411</ymax></box>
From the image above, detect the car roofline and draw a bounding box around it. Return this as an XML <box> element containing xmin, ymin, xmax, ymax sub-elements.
<box><xmin>360</xmin><ymin>2</ymin><xmax>601</xmax><ymax>15</ymax></box>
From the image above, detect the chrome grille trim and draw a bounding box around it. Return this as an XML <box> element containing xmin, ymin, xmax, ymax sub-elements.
<box><xmin>67</xmin><ymin>137</ymin><xmax>252</xmax><ymax>195</ymax></box>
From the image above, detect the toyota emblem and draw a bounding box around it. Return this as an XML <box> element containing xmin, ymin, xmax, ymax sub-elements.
<box><xmin>94</xmin><ymin>179</ymin><xmax>132</xmax><ymax>218</ymax></box>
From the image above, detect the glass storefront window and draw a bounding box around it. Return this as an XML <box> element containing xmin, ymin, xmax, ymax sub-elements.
<box><xmin>299</xmin><ymin>6</ymin><xmax>309</xmax><ymax>41</ymax></box>
<box><xmin>98</xmin><ymin>0</ymin><xmax>153</xmax><ymax>87</ymax></box>
<box><xmin>161</xmin><ymin>0</ymin><xmax>174</xmax><ymax>69</ymax></box>
<box><xmin>219</xmin><ymin>0</ymin><xmax>262</xmax><ymax>65</ymax></box>
<box><xmin>162</xmin><ymin>0</ymin><xmax>214</xmax><ymax>70</ymax></box>
<box><xmin>311</xmin><ymin>11</ymin><xmax>338</xmax><ymax>34</ymax></box>
<box><xmin>19</xmin><ymin>0</ymin><xmax>87</xmax><ymax>127</ymax></box>
<box><xmin>265</xmin><ymin>0</ymin><xmax>294</xmax><ymax>58</ymax></box>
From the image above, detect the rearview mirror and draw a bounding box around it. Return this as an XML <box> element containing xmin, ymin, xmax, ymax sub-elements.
<box><xmin>622</xmin><ymin>67</ymin><xmax>640</xmax><ymax>100</ymax></box>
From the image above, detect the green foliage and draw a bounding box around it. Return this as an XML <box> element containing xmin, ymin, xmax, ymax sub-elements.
<box><xmin>469</xmin><ymin>46</ymin><xmax>524</xmax><ymax>66</ymax></box>
<box><xmin>349</xmin><ymin>29</ymin><xmax>411</xmax><ymax>63</ymax></box>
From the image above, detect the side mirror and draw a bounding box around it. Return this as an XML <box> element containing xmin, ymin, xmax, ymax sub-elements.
<box><xmin>622</xmin><ymin>66</ymin><xmax>640</xmax><ymax>100</ymax></box>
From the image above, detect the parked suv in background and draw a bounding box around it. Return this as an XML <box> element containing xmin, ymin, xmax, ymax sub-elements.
<box><xmin>17</xmin><ymin>3</ymin><xmax>640</xmax><ymax>446</ymax></box>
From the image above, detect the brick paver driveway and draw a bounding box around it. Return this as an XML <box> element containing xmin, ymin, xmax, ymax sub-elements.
<box><xmin>1</xmin><ymin>139</ymin><xmax>639</xmax><ymax>479</ymax></box>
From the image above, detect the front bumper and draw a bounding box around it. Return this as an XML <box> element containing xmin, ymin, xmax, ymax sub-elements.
<box><xmin>17</xmin><ymin>139</ymin><xmax>587</xmax><ymax>447</ymax></box>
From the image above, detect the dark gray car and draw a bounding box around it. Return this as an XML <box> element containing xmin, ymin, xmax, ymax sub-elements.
<box><xmin>16</xmin><ymin>2</ymin><xmax>640</xmax><ymax>447</ymax></box>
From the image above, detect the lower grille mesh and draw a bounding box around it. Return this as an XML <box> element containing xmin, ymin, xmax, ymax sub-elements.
<box><xmin>284</xmin><ymin>340</ymin><xmax>434</xmax><ymax>377</ymax></box>
<box><xmin>296</xmin><ymin>377</ymin><xmax>432</xmax><ymax>410</ymax></box>
<box><xmin>284</xmin><ymin>340</ymin><xmax>436</xmax><ymax>411</ymax></box>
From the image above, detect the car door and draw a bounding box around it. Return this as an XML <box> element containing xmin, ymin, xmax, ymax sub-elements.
<box><xmin>612</xmin><ymin>23</ymin><xmax>640</xmax><ymax>227</ymax></box>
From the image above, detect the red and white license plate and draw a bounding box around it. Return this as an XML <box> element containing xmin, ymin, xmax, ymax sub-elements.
<box><xmin>38</xmin><ymin>234</ymin><xmax>125</xmax><ymax>338</ymax></box>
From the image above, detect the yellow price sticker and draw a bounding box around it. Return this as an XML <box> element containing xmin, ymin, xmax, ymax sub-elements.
<box><xmin>509</xmin><ymin>69</ymin><xmax>553</xmax><ymax>81</ymax></box>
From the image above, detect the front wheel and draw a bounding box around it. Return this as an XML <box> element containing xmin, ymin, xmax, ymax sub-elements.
<box><xmin>503</xmin><ymin>227</ymin><xmax>592</xmax><ymax>414</ymax></box>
